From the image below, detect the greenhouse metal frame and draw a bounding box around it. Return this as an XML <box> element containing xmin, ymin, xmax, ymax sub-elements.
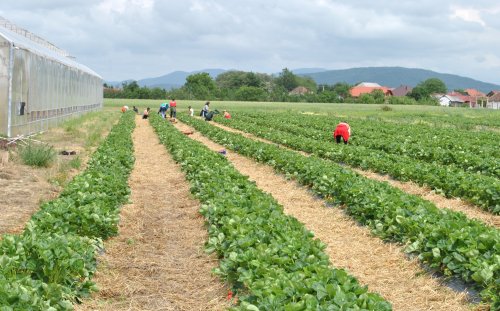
<box><xmin>0</xmin><ymin>17</ymin><xmax>102</xmax><ymax>138</ymax></box>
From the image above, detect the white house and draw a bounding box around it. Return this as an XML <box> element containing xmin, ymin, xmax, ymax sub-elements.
<box><xmin>439</xmin><ymin>95</ymin><xmax>465</xmax><ymax>107</ymax></box>
<box><xmin>486</xmin><ymin>91</ymin><xmax>500</xmax><ymax>109</ymax></box>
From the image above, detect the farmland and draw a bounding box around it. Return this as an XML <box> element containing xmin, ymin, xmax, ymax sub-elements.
<box><xmin>1</xmin><ymin>99</ymin><xmax>499</xmax><ymax>310</ymax></box>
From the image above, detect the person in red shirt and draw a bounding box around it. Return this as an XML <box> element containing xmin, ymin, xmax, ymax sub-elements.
<box><xmin>223</xmin><ymin>110</ymin><xmax>231</xmax><ymax>119</ymax></box>
<box><xmin>333</xmin><ymin>122</ymin><xmax>351</xmax><ymax>144</ymax></box>
<box><xmin>169</xmin><ymin>99</ymin><xmax>177</xmax><ymax>119</ymax></box>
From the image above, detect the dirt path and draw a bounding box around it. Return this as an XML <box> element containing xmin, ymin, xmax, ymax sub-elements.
<box><xmin>209</xmin><ymin>121</ymin><xmax>499</xmax><ymax>228</ymax></box>
<box><xmin>77</xmin><ymin>116</ymin><xmax>230</xmax><ymax>311</ymax></box>
<box><xmin>173</xmin><ymin>121</ymin><xmax>473</xmax><ymax>311</ymax></box>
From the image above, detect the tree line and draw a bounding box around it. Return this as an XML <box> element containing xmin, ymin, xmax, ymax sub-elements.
<box><xmin>104</xmin><ymin>68</ymin><xmax>446</xmax><ymax>105</ymax></box>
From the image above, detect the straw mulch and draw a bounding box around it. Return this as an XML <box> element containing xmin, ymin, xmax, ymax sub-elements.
<box><xmin>76</xmin><ymin>116</ymin><xmax>230</xmax><ymax>311</ymax></box>
<box><xmin>174</xmin><ymin>121</ymin><xmax>477</xmax><ymax>311</ymax></box>
<box><xmin>353</xmin><ymin>169</ymin><xmax>499</xmax><ymax>228</ymax></box>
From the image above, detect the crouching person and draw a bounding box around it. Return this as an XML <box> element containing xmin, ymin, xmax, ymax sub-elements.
<box><xmin>333</xmin><ymin>122</ymin><xmax>351</xmax><ymax>144</ymax></box>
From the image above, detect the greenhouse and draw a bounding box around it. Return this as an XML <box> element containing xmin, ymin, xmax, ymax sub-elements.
<box><xmin>0</xmin><ymin>17</ymin><xmax>102</xmax><ymax>138</ymax></box>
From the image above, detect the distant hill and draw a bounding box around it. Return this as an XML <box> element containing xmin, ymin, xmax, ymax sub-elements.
<box><xmin>301</xmin><ymin>67</ymin><xmax>500</xmax><ymax>93</ymax></box>
<box><xmin>291</xmin><ymin>68</ymin><xmax>327</xmax><ymax>75</ymax></box>
<box><xmin>106</xmin><ymin>66</ymin><xmax>500</xmax><ymax>93</ymax></box>
<box><xmin>137</xmin><ymin>69</ymin><xmax>227</xmax><ymax>89</ymax></box>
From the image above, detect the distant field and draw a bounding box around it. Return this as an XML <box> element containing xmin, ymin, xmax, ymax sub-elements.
<box><xmin>105</xmin><ymin>98</ymin><xmax>500</xmax><ymax>129</ymax></box>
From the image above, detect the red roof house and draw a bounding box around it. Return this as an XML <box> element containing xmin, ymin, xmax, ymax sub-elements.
<box><xmin>391</xmin><ymin>85</ymin><xmax>413</xmax><ymax>97</ymax></box>
<box><xmin>349</xmin><ymin>82</ymin><xmax>393</xmax><ymax>97</ymax></box>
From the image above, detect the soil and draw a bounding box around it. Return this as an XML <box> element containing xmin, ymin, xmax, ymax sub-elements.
<box><xmin>209</xmin><ymin>121</ymin><xmax>499</xmax><ymax>228</ymax></box>
<box><xmin>76</xmin><ymin>115</ymin><xmax>230</xmax><ymax>310</ymax></box>
<box><xmin>172</xmin><ymin>120</ymin><xmax>474</xmax><ymax>311</ymax></box>
<box><xmin>0</xmin><ymin>151</ymin><xmax>59</xmax><ymax>235</ymax></box>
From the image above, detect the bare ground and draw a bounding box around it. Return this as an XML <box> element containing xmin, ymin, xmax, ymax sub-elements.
<box><xmin>76</xmin><ymin>116</ymin><xmax>230</xmax><ymax>311</ymax></box>
<box><xmin>0</xmin><ymin>156</ymin><xmax>59</xmax><ymax>234</ymax></box>
<box><xmin>173</xmin><ymin>120</ymin><xmax>475</xmax><ymax>311</ymax></box>
<box><xmin>209</xmin><ymin>121</ymin><xmax>499</xmax><ymax>228</ymax></box>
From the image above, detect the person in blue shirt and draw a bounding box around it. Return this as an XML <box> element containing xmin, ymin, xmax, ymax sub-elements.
<box><xmin>158</xmin><ymin>102</ymin><xmax>169</xmax><ymax>118</ymax></box>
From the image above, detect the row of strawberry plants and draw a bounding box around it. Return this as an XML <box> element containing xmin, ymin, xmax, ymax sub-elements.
<box><xmin>215</xmin><ymin>116</ymin><xmax>500</xmax><ymax>214</ymax></box>
<box><xmin>236</xmin><ymin>112</ymin><xmax>500</xmax><ymax>160</ymax></box>
<box><xmin>289</xmin><ymin>113</ymin><xmax>499</xmax><ymax>155</ymax></box>
<box><xmin>231</xmin><ymin>113</ymin><xmax>499</xmax><ymax>178</ymax></box>
<box><xmin>150</xmin><ymin>114</ymin><xmax>392</xmax><ymax>310</ymax></box>
<box><xmin>0</xmin><ymin>112</ymin><xmax>135</xmax><ymax>310</ymax></box>
<box><xmin>180</xmin><ymin>114</ymin><xmax>500</xmax><ymax>308</ymax></box>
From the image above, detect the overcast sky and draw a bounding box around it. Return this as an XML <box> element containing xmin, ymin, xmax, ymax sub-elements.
<box><xmin>2</xmin><ymin>0</ymin><xmax>500</xmax><ymax>84</ymax></box>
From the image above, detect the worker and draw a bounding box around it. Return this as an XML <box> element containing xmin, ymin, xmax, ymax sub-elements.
<box><xmin>188</xmin><ymin>106</ymin><xmax>194</xmax><ymax>117</ymax></box>
<box><xmin>204</xmin><ymin>109</ymin><xmax>220</xmax><ymax>121</ymax></box>
<box><xmin>201</xmin><ymin>101</ymin><xmax>210</xmax><ymax>118</ymax></box>
<box><xmin>121</xmin><ymin>105</ymin><xmax>129</xmax><ymax>113</ymax></box>
<box><xmin>169</xmin><ymin>98</ymin><xmax>177</xmax><ymax>119</ymax></box>
<box><xmin>333</xmin><ymin>122</ymin><xmax>351</xmax><ymax>144</ymax></box>
<box><xmin>158</xmin><ymin>102</ymin><xmax>169</xmax><ymax>118</ymax></box>
<box><xmin>142</xmin><ymin>107</ymin><xmax>150</xmax><ymax>119</ymax></box>
<box><xmin>223</xmin><ymin>110</ymin><xmax>231</xmax><ymax>119</ymax></box>
<box><xmin>133</xmin><ymin>106</ymin><xmax>139</xmax><ymax>114</ymax></box>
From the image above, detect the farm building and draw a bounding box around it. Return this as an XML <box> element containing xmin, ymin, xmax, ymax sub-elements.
<box><xmin>289</xmin><ymin>86</ymin><xmax>312</xmax><ymax>95</ymax></box>
<box><xmin>0</xmin><ymin>17</ymin><xmax>102</xmax><ymax>138</ymax></box>
<box><xmin>438</xmin><ymin>94</ymin><xmax>465</xmax><ymax>107</ymax></box>
<box><xmin>391</xmin><ymin>85</ymin><xmax>413</xmax><ymax>97</ymax></box>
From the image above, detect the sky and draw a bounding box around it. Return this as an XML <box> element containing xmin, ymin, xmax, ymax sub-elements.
<box><xmin>1</xmin><ymin>0</ymin><xmax>500</xmax><ymax>84</ymax></box>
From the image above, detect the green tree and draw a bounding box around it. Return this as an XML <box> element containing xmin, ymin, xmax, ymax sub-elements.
<box><xmin>275</xmin><ymin>68</ymin><xmax>298</xmax><ymax>91</ymax></box>
<box><xmin>150</xmin><ymin>87</ymin><xmax>167</xmax><ymax>99</ymax></box>
<box><xmin>183</xmin><ymin>72</ymin><xmax>219</xmax><ymax>100</ymax></box>
<box><xmin>216</xmin><ymin>71</ymin><xmax>266</xmax><ymax>90</ymax></box>
<box><xmin>332</xmin><ymin>82</ymin><xmax>351</xmax><ymax>99</ymax></box>
<box><xmin>371</xmin><ymin>89</ymin><xmax>386</xmax><ymax>104</ymax></box>
<box><xmin>358</xmin><ymin>93</ymin><xmax>375</xmax><ymax>104</ymax></box>
<box><xmin>269</xmin><ymin>84</ymin><xmax>289</xmax><ymax>102</ymax></box>
<box><xmin>234</xmin><ymin>86</ymin><xmax>268</xmax><ymax>101</ymax></box>
<box><xmin>409</xmin><ymin>78</ymin><xmax>447</xmax><ymax>100</ymax></box>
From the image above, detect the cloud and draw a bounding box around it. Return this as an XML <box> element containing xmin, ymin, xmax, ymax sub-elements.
<box><xmin>450</xmin><ymin>6</ymin><xmax>486</xmax><ymax>27</ymax></box>
<box><xmin>1</xmin><ymin>0</ymin><xmax>500</xmax><ymax>84</ymax></box>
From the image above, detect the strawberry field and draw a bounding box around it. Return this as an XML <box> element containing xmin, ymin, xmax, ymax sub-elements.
<box><xmin>213</xmin><ymin>112</ymin><xmax>500</xmax><ymax>213</ymax></box>
<box><xmin>176</xmin><ymin>112</ymin><xmax>499</xmax><ymax>309</ymax></box>
<box><xmin>1</xmin><ymin>101</ymin><xmax>498</xmax><ymax>310</ymax></box>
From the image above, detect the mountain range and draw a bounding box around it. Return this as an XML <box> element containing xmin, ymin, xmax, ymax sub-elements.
<box><xmin>107</xmin><ymin>67</ymin><xmax>500</xmax><ymax>94</ymax></box>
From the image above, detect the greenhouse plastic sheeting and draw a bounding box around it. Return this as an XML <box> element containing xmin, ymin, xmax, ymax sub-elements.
<box><xmin>0</xmin><ymin>23</ymin><xmax>102</xmax><ymax>137</ymax></box>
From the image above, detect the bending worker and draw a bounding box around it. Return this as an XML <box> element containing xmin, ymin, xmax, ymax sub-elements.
<box><xmin>158</xmin><ymin>102</ymin><xmax>168</xmax><ymax>118</ymax></box>
<box><xmin>333</xmin><ymin>122</ymin><xmax>351</xmax><ymax>144</ymax></box>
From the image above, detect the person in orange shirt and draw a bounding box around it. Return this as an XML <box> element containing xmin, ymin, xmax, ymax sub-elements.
<box><xmin>223</xmin><ymin>110</ymin><xmax>231</xmax><ymax>119</ymax></box>
<box><xmin>121</xmin><ymin>105</ymin><xmax>129</xmax><ymax>113</ymax></box>
<box><xmin>333</xmin><ymin>122</ymin><xmax>351</xmax><ymax>144</ymax></box>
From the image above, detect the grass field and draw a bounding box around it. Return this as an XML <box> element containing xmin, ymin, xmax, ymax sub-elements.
<box><xmin>105</xmin><ymin>98</ymin><xmax>500</xmax><ymax>127</ymax></box>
